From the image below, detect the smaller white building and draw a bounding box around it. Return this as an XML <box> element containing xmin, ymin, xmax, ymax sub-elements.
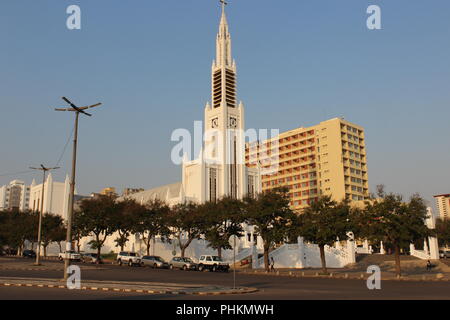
<box><xmin>28</xmin><ymin>174</ymin><xmax>74</xmax><ymax>220</ymax></box>
<box><xmin>0</xmin><ymin>180</ymin><xmax>30</xmax><ymax>211</ymax></box>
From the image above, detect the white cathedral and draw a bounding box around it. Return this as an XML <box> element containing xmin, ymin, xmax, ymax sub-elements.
<box><xmin>102</xmin><ymin>3</ymin><xmax>264</xmax><ymax>257</ymax></box>
<box><xmin>126</xmin><ymin>4</ymin><xmax>261</xmax><ymax>207</ymax></box>
<box><xmin>79</xmin><ymin>4</ymin><xmax>359</xmax><ymax>268</ymax></box>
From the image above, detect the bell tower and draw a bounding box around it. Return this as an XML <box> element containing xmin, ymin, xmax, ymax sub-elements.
<box><xmin>204</xmin><ymin>1</ymin><xmax>246</xmax><ymax>200</ymax></box>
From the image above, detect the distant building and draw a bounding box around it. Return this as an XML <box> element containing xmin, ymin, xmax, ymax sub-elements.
<box><xmin>28</xmin><ymin>174</ymin><xmax>73</xmax><ymax>220</ymax></box>
<box><xmin>122</xmin><ymin>188</ymin><xmax>145</xmax><ymax>197</ymax></box>
<box><xmin>434</xmin><ymin>194</ymin><xmax>450</xmax><ymax>220</ymax></box>
<box><xmin>100</xmin><ymin>187</ymin><xmax>117</xmax><ymax>197</ymax></box>
<box><xmin>0</xmin><ymin>180</ymin><xmax>30</xmax><ymax>211</ymax></box>
<box><xmin>246</xmin><ymin>118</ymin><xmax>369</xmax><ymax>211</ymax></box>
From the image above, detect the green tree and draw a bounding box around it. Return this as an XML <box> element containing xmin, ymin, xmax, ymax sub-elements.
<box><xmin>0</xmin><ymin>210</ymin><xmax>8</xmax><ymax>249</ymax></box>
<box><xmin>72</xmin><ymin>210</ymin><xmax>89</xmax><ymax>253</ymax></box>
<box><xmin>167</xmin><ymin>202</ymin><xmax>205</xmax><ymax>258</ymax></box>
<box><xmin>298</xmin><ymin>196</ymin><xmax>351</xmax><ymax>274</ymax></box>
<box><xmin>355</xmin><ymin>186</ymin><xmax>432</xmax><ymax>276</ymax></box>
<box><xmin>52</xmin><ymin>223</ymin><xmax>67</xmax><ymax>254</ymax></box>
<box><xmin>78</xmin><ymin>195</ymin><xmax>117</xmax><ymax>257</ymax></box>
<box><xmin>202</xmin><ymin>197</ymin><xmax>245</xmax><ymax>258</ymax></box>
<box><xmin>4</xmin><ymin>210</ymin><xmax>37</xmax><ymax>255</ymax></box>
<box><xmin>113</xmin><ymin>199</ymin><xmax>143</xmax><ymax>251</ymax></box>
<box><xmin>134</xmin><ymin>199</ymin><xmax>171</xmax><ymax>256</ymax></box>
<box><xmin>244</xmin><ymin>188</ymin><xmax>296</xmax><ymax>271</ymax></box>
<box><xmin>40</xmin><ymin>213</ymin><xmax>65</xmax><ymax>257</ymax></box>
<box><xmin>435</xmin><ymin>218</ymin><xmax>450</xmax><ymax>248</ymax></box>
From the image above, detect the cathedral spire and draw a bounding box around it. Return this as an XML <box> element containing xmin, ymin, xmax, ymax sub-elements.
<box><xmin>212</xmin><ymin>0</ymin><xmax>236</xmax><ymax>109</ymax></box>
<box><xmin>219</xmin><ymin>0</ymin><xmax>229</xmax><ymax>35</ymax></box>
<box><xmin>215</xmin><ymin>0</ymin><xmax>233</xmax><ymax>69</ymax></box>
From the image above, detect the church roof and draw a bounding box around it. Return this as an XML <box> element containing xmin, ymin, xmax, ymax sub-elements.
<box><xmin>119</xmin><ymin>182</ymin><xmax>182</xmax><ymax>204</ymax></box>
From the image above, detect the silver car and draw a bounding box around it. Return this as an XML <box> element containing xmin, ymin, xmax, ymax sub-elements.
<box><xmin>81</xmin><ymin>253</ymin><xmax>102</xmax><ymax>264</ymax></box>
<box><xmin>141</xmin><ymin>256</ymin><xmax>169</xmax><ymax>269</ymax></box>
<box><xmin>439</xmin><ymin>250</ymin><xmax>450</xmax><ymax>259</ymax></box>
<box><xmin>169</xmin><ymin>257</ymin><xmax>197</xmax><ymax>271</ymax></box>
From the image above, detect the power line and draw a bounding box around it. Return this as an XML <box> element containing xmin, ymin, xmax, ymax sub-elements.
<box><xmin>54</xmin><ymin>123</ymin><xmax>75</xmax><ymax>167</ymax></box>
<box><xmin>0</xmin><ymin>170</ymin><xmax>35</xmax><ymax>178</ymax></box>
<box><xmin>0</xmin><ymin>124</ymin><xmax>74</xmax><ymax>180</ymax></box>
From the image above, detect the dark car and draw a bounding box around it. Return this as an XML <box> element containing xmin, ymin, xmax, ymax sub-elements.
<box><xmin>23</xmin><ymin>250</ymin><xmax>36</xmax><ymax>258</ymax></box>
<box><xmin>5</xmin><ymin>248</ymin><xmax>17</xmax><ymax>255</ymax></box>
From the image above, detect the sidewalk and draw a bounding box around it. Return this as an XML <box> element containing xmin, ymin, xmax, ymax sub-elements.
<box><xmin>0</xmin><ymin>277</ymin><xmax>258</xmax><ymax>296</ymax></box>
<box><xmin>0</xmin><ymin>258</ymin><xmax>104</xmax><ymax>272</ymax></box>
<box><xmin>237</xmin><ymin>268</ymin><xmax>449</xmax><ymax>281</ymax></box>
<box><xmin>235</xmin><ymin>254</ymin><xmax>450</xmax><ymax>281</ymax></box>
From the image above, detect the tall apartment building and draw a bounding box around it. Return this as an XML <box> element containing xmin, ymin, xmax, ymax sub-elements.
<box><xmin>246</xmin><ymin>118</ymin><xmax>369</xmax><ymax>211</ymax></box>
<box><xmin>433</xmin><ymin>194</ymin><xmax>450</xmax><ymax>220</ymax></box>
<box><xmin>0</xmin><ymin>180</ymin><xmax>30</xmax><ymax>211</ymax></box>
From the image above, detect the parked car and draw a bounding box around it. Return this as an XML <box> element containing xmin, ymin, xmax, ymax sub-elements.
<box><xmin>439</xmin><ymin>249</ymin><xmax>450</xmax><ymax>259</ymax></box>
<box><xmin>5</xmin><ymin>248</ymin><xmax>17</xmax><ymax>255</ymax></box>
<box><xmin>198</xmin><ymin>255</ymin><xmax>229</xmax><ymax>272</ymax></box>
<box><xmin>141</xmin><ymin>256</ymin><xmax>169</xmax><ymax>269</ymax></box>
<box><xmin>58</xmin><ymin>251</ymin><xmax>81</xmax><ymax>261</ymax></box>
<box><xmin>169</xmin><ymin>257</ymin><xmax>197</xmax><ymax>271</ymax></box>
<box><xmin>81</xmin><ymin>252</ymin><xmax>102</xmax><ymax>264</ymax></box>
<box><xmin>23</xmin><ymin>250</ymin><xmax>36</xmax><ymax>258</ymax></box>
<box><xmin>116</xmin><ymin>251</ymin><xmax>142</xmax><ymax>266</ymax></box>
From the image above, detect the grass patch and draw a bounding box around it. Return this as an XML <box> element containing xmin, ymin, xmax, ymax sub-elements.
<box><xmin>101</xmin><ymin>252</ymin><xmax>117</xmax><ymax>260</ymax></box>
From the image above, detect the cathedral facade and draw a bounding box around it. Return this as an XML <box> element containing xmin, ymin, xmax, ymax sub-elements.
<box><xmin>127</xmin><ymin>3</ymin><xmax>261</xmax><ymax>206</ymax></box>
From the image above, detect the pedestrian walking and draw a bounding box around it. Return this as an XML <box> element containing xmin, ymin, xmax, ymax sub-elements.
<box><xmin>270</xmin><ymin>257</ymin><xmax>275</xmax><ymax>272</ymax></box>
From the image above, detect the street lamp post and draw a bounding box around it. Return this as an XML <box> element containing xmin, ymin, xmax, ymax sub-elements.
<box><xmin>30</xmin><ymin>165</ymin><xmax>59</xmax><ymax>266</ymax></box>
<box><xmin>55</xmin><ymin>97</ymin><xmax>101</xmax><ymax>280</ymax></box>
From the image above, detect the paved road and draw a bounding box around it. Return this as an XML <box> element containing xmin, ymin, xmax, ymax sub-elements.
<box><xmin>0</xmin><ymin>259</ymin><xmax>449</xmax><ymax>300</ymax></box>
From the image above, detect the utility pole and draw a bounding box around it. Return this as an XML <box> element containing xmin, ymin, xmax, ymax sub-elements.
<box><xmin>55</xmin><ymin>97</ymin><xmax>102</xmax><ymax>280</ymax></box>
<box><xmin>30</xmin><ymin>165</ymin><xmax>59</xmax><ymax>266</ymax></box>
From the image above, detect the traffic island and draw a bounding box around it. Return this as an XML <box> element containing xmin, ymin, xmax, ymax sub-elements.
<box><xmin>0</xmin><ymin>277</ymin><xmax>258</xmax><ymax>295</ymax></box>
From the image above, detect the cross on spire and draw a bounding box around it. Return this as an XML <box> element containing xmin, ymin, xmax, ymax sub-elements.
<box><xmin>220</xmin><ymin>0</ymin><xmax>228</xmax><ymax>11</ymax></box>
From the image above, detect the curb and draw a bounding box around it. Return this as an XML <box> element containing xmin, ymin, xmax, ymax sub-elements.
<box><xmin>0</xmin><ymin>281</ymin><xmax>258</xmax><ymax>296</ymax></box>
<box><xmin>0</xmin><ymin>267</ymin><xmax>64</xmax><ymax>272</ymax></box>
<box><xmin>237</xmin><ymin>270</ymin><xmax>450</xmax><ymax>282</ymax></box>
<box><xmin>0</xmin><ymin>266</ymin><xmax>106</xmax><ymax>272</ymax></box>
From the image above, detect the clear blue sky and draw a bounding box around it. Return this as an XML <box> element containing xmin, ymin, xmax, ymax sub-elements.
<box><xmin>1</xmin><ymin>0</ymin><xmax>449</xmax><ymax>208</ymax></box>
